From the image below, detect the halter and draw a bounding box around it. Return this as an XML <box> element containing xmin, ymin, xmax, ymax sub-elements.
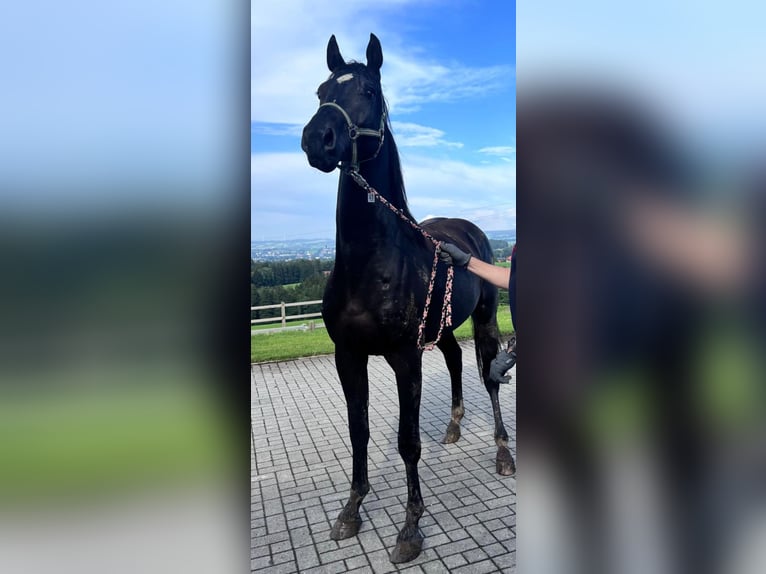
<box><xmin>319</xmin><ymin>101</ymin><xmax>386</xmax><ymax>171</ymax></box>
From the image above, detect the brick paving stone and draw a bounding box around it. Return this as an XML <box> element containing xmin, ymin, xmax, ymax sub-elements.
<box><xmin>441</xmin><ymin>553</ymin><xmax>469</xmax><ymax>570</ymax></box>
<box><xmin>453</xmin><ymin>559</ymin><xmax>497</xmax><ymax>574</ymax></box>
<box><xmin>319</xmin><ymin>543</ymin><xmax>364</xmax><ymax>565</ymax></box>
<box><xmin>461</xmin><ymin>547</ymin><xmax>490</xmax><ymax>564</ymax></box>
<box><xmin>398</xmin><ymin>565</ymin><xmax>426</xmax><ymax>574</ymax></box>
<box><xmin>421</xmin><ymin>560</ymin><xmax>451</xmax><ymax>574</ymax></box>
<box><xmin>314</xmin><ymin>540</ymin><xmax>339</xmax><ymax>555</ymax></box>
<box><xmin>466</xmin><ymin>523</ymin><xmax>498</xmax><ymax>546</ymax></box>
<box><xmin>252</xmin><ymin>341</ymin><xmax>516</xmax><ymax>573</ymax></box>
<box><xmin>251</xmin><ymin>556</ymin><xmax>272</xmax><ymax>571</ymax></box>
<box><xmin>300</xmin><ymin>563</ymin><xmax>347</xmax><ymax>574</ymax></box>
<box><xmin>493</xmin><ymin>525</ymin><xmax>514</xmax><ymax>542</ymax></box>
<box><xmin>271</xmin><ymin>550</ymin><xmax>293</xmax><ymax>565</ymax></box>
<box><xmin>357</xmin><ymin>529</ymin><xmax>385</xmax><ymax>553</ymax></box>
<box><xmin>434</xmin><ymin>536</ymin><xmax>478</xmax><ymax>558</ymax></box>
<box><xmin>445</xmin><ymin>528</ymin><xmax>471</xmax><ymax>542</ymax></box>
<box><xmin>288</xmin><ymin>526</ymin><xmax>312</xmax><ymax>548</ymax></box>
<box><xmin>251</xmin><ymin>526</ymin><xmax>267</xmax><ymax>540</ymax></box>
<box><xmin>492</xmin><ymin>551</ymin><xmax>517</xmax><ymax>571</ymax></box>
<box><xmin>367</xmin><ymin>548</ymin><xmax>398</xmax><ymax>574</ymax></box>
<box><xmin>269</xmin><ymin>539</ymin><xmax>293</xmax><ymax>555</ymax></box>
<box><xmin>295</xmin><ymin>545</ymin><xmax>320</xmax><ymax>570</ymax></box>
<box><xmin>344</xmin><ymin>554</ymin><xmax>371</xmax><ymax>571</ymax></box>
<box><xmin>457</xmin><ymin>514</ymin><xmax>480</xmax><ymax>528</ymax></box>
<box><xmin>423</xmin><ymin>532</ymin><xmax>450</xmax><ymax>549</ymax></box>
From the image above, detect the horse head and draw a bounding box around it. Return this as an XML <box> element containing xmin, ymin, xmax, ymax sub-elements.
<box><xmin>301</xmin><ymin>34</ymin><xmax>386</xmax><ymax>173</ymax></box>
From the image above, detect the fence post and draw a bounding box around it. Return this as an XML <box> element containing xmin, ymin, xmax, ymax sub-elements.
<box><xmin>281</xmin><ymin>302</ymin><xmax>286</xmax><ymax>329</ymax></box>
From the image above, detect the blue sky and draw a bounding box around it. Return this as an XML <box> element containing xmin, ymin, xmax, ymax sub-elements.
<box><xmin>251</xmin><ymin>0</ymin><xmax>516</xmax><ymax>240</ymax></box>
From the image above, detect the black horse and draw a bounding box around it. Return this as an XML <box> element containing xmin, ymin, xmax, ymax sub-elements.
<box><xmin>301</xmin><ymin>33</ymin><xmax>514</xmax><ymax>564</ymax></box>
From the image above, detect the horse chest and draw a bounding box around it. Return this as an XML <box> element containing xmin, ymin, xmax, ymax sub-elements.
<box><xmin>323</xmin><ymin>281</ymin><xmax>420</xmax><ymax>348</ymax></box>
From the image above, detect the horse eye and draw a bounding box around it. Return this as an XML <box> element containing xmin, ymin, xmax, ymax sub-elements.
<box><xmin>364</xmin><ymin>88</ymin><xmax>375</xmax><ymax>99</ymax></box>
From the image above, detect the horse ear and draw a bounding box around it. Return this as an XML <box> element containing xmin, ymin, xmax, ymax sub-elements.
<box><xmin>366</xmin><ymin>33</ymin><xmax>383</xmax><ymax>73</ymax></box>
<box><xmin>327</xmin><ymin>35</ymin><xmax>345</xmax><ymax>72</ymax></box>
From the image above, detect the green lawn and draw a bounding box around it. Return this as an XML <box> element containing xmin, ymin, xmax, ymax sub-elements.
<box><xmin>251</xmin><ymin>305</ymin><xmax>514</xmax><ymax>363</ymax></box>
<box><xmin>0</xmin><ymin>377</ymin><xmax>231</xmax><ymax>503</ymax></box>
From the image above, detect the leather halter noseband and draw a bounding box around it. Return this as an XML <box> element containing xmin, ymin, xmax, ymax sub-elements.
<box><xmin>318</xmin><ymin>101</ymin><xmax>386</xmax><ymax>170</ymax></box>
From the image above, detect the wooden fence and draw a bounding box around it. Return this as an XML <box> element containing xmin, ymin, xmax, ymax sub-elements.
<box><xmin>251</xmin><ymin>299</ymin><xmax>323</xmax><ymax>329</ymax></box>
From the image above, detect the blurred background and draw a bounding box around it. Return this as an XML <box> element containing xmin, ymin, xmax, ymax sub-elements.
<box><xmin>517</xmin><ymin>1</ymin><xmax>765</xmax><ymax>573</ymax></box>
<box><xmin>0</xmin><ymin>1</ymin><xmax>249</xmax><ymax>573</ymax></box>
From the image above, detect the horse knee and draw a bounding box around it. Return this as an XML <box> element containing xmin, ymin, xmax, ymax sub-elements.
<box><xmin>398</xmin><ymin>437</ymin><xmax>421</xmax><ymax>464</ymax></box>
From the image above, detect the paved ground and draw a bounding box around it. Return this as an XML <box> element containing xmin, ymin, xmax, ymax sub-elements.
<box><xmin>251</xmin><ymin>341</ymin><xmax>516</xmax><ymax>573</ymax></box>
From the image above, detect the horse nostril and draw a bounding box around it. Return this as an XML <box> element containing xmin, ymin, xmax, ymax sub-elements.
<box><xmin>323</xmin><ymin>128</ymin><xmax>335</xmax><ymax>150</ymax></box>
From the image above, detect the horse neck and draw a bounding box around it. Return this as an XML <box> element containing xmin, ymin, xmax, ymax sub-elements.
<box><xmin>335</xmin><ymin>139</ymin><xmax>413</xmax><ymax>249</ymax></box>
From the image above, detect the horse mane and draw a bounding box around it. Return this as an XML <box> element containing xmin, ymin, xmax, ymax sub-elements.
<box><xmin>381</xmin><ymin>97</ymin><xmax>416</xmax><ymax>221</ymax></box>
<box><xmin>337</xmin><ymin>61</ymin><xmax>415</xmax><ymax>221</ymax></box>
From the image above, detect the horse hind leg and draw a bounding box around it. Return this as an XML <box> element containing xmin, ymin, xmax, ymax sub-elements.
<box><xmin>473</xmin><ymin>306</ymin><xmax>516</xmax><ymax>477</ymax></box>
<box><xmin>437</xmin><ymin>330</ymin><xmax>464</xmax><ymax>444</ymax></box>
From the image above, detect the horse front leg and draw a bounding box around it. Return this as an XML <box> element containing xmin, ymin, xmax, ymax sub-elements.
<box><xmin>330</xmin><ymin>348</ymin><xmax>370</xmax><ymax>540</ymax></box>
<box><xmin>385</xmin><ymin>349</ymin><xmax>426</xmax><ymax>564</ymax></box>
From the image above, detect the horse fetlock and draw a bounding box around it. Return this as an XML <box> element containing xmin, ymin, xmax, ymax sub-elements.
<box><xmin>495</xmin><ymin>425</ymin><xmax>509</xmax><ymax>445</ymax></box>
<box><xmin>451</xmin><ymin>402</ymin><xmax>465</xmax><ymax>422</ymax></box>
<box><xmin>406</xmin><ymin>501</ymin><xmax>425</xmax><ymax>523</ymax></box>
<box><xmin>351</xmin><ymin>483</ymin><xmax>370</xmax><ymax>500</ymax></box>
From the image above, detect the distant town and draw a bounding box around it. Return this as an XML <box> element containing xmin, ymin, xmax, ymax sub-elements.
<box><xmin>251</xmin><ymin>229</ymin><xmax>516</xmax><ymax>261</ymax></box>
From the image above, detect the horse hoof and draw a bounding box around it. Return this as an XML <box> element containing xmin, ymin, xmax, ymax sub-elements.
<box><xmin>496</xmin><ymin>446</ymin><xmax>516</xmax><ymax>476</ymax></box>
<box><xmin>330</xmin><ymin>516</ymin><xmax>362</xmax><ymax>540</ymax></box>
<box><xmin>441</xmin><ymin>421</ymin><xmax>461</xmax><ymax>444</ymax></box>
<box><xmin>389</xmin><ymin>528</ymin><xmax>424</xmax><ymax>563</ymax></box>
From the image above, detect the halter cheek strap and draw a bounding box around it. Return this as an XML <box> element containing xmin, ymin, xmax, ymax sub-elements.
<box><xmin>318</xmin><ymin>101</ymin><xmax>386</xmax><ymax>170</ymax></box>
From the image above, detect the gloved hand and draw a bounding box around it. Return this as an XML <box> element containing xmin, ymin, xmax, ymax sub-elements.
<box><xmin>438</xmin><ymin>242</ymin><xmax>472</xmax><ymax>267</ymax></box>
<box><xmin>489</xmin><ymin>347</ymin><xmax>516</xmax><ymax>384</ymax></box>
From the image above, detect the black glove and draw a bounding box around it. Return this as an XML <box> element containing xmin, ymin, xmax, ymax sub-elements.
<box><xmin>489</xmin><ymin>348</ymin><xmax>516</xmax><ymax>384</ymax></box>
<box><xmin>438</xmin><ymin>242</ymin><xmax>472</xmax><ymax>267</ymax></box>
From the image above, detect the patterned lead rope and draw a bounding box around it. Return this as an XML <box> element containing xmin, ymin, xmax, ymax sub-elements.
<box><xmin>346</xmin><ymin>168</ymin><xmax>455</xmax><ymax>351</ymax></box>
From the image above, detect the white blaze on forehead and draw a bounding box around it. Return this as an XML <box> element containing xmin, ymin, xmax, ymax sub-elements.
<box><xmin>336</xmin><ymin>73</ymin><xmax>354</xmax><ymax>83</ymax></box>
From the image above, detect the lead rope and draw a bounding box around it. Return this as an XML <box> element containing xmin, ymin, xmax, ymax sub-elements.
<box><xmin>346</xmin><ymin>168</ymin><xmax>454</xmax><ymax>351</ymax></box>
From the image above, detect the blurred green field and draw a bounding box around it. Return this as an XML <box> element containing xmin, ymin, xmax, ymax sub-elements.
<box><xmin>0</xmin><ymin>374</ymin><xmax>231</xmax><ymax>504</ymax></box>
<box><xmin>251</xmin><ymin>305</ymin><xmax>514</xmax><ymax>363</ymax></box>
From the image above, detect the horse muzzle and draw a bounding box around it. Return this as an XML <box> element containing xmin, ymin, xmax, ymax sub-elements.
<box><xmin>302</xmin><ymin>118</ymin><xmax>344</xmax><ymax>173</ymax></box>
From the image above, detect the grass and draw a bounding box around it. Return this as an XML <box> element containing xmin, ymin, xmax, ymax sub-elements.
<box><xmin>251</xmin><ymin>305</ymin><xmax>514</xmax><ymax>363</ymax></box>
<box><xmin>0</xmin><ymin>378</ymin><xmax>232</xmax><ymax>503</ymax></box>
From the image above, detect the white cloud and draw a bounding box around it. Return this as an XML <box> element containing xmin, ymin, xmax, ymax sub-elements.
<box><xmin>478</xmin><ymin>146</ymin><xmax>516</xmax><ymax>156</ymax></box>
<box><xmin>383</xmin><ymin>54</ymin><xmax>513</xmax><ymax>114</ymax></box>
<box><xmin>251</xmin><ymin>1</ymin><xmax>514</xmax><ymax>123</ymax></box>
<box><xmin>391</xmin><ymin>122</ymin><xmax>463</xmax><ymax>148</ymax></box>
<box><xmin>252</xmin><ymin>150</ymin><xmax>516</xmax><ymax>238</ymax></box>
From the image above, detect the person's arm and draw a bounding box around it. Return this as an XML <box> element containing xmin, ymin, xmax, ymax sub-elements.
<box><xmin>439</xmin><ymin>242</ymin><xmax>511</xmax><ymax>290</ymax></box>
<box><xmin>466</xmin><ymin>257</ymin><xmax>511</xmax><ymax>290</ymax></box>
